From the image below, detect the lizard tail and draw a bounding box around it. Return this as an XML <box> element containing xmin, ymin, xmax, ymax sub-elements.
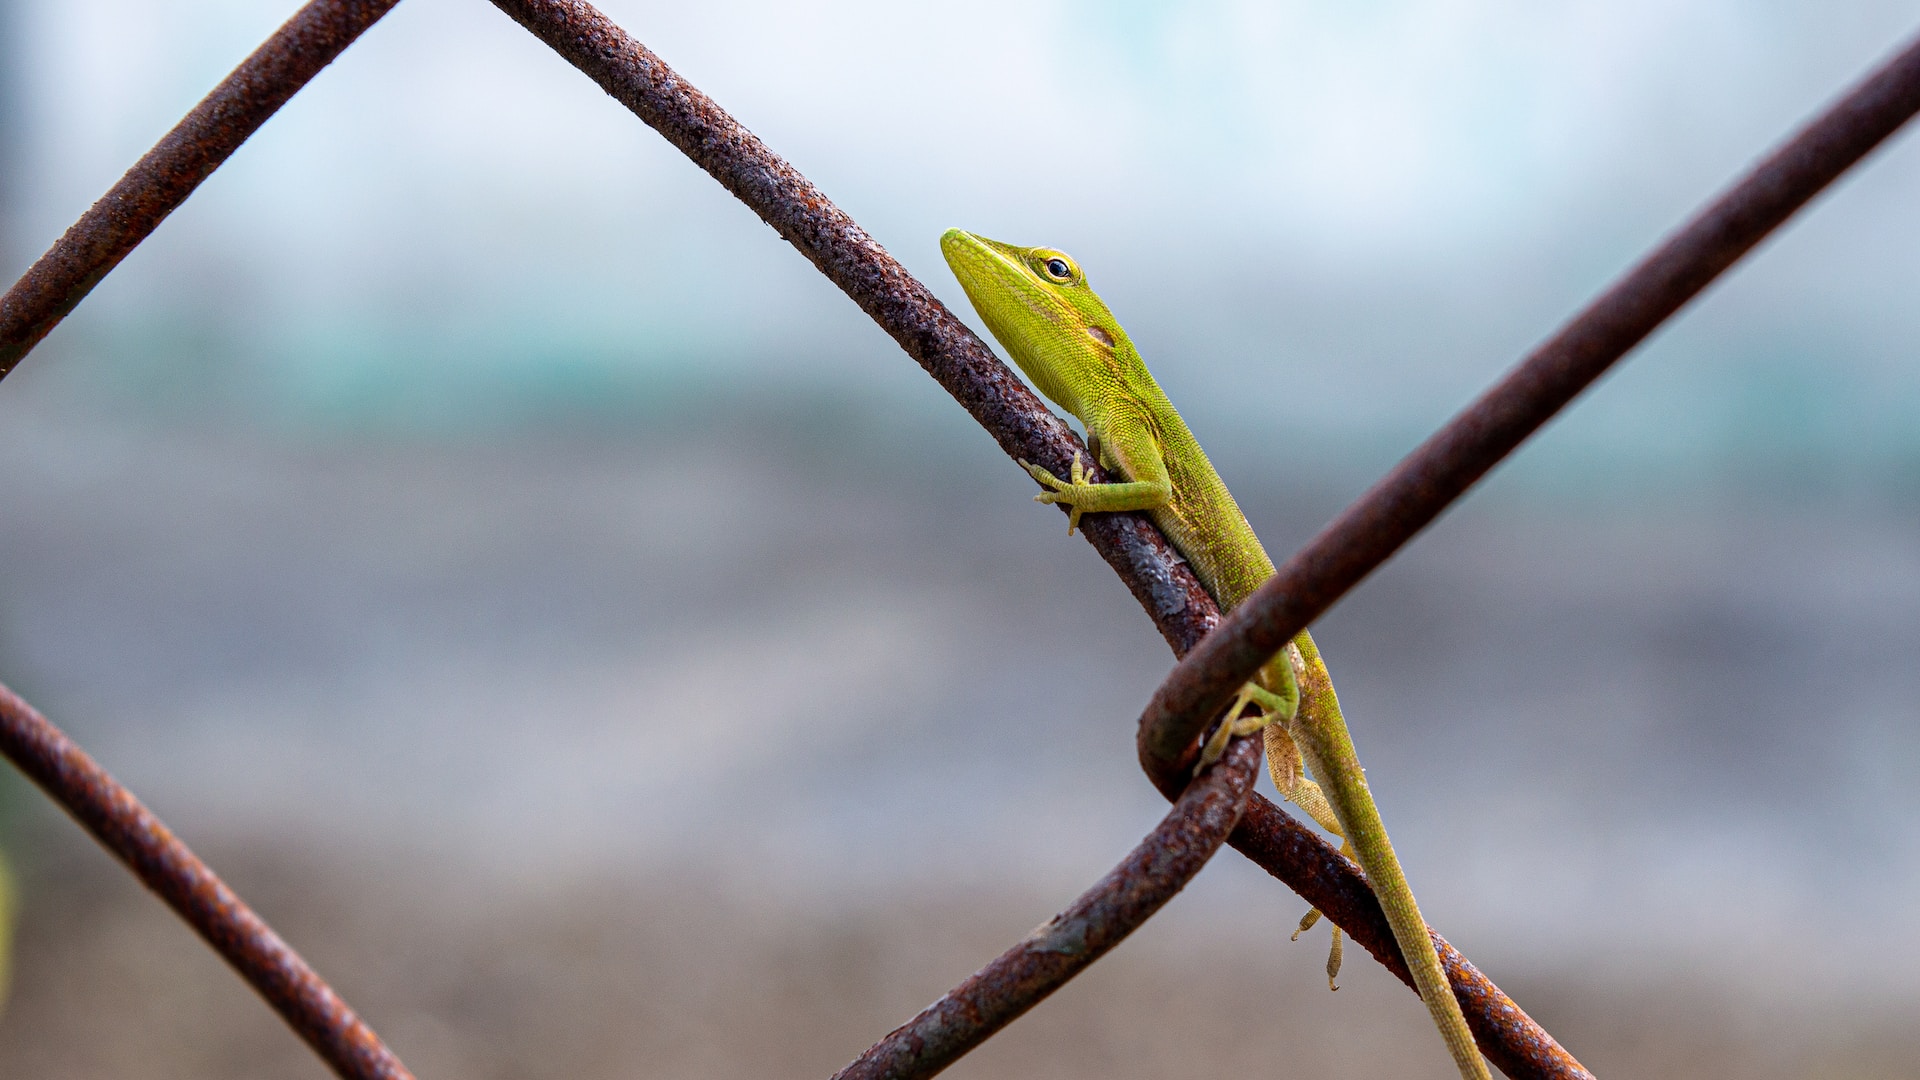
<box><xmin>1286</xmin><ymin>637</ymin><xmax>1490</xmax><ymax>1080</ymax></box>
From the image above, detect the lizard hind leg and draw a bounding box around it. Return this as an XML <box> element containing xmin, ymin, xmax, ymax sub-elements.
<box><xmin>1195</xmin><ymin>651</ymin><xmax>1303</xmax><ymax>773</ymax></box>
<box><xmin>1195</xmin><ymin>677</ymin><xmax>1297</xmax><ymax>774</ymax></box>
<box><xmin>1194</xmin><ymin>681</ymin><xmax>1266</xmax><ymax>773</ymax></box>
<box><xmin>1265</xmin><ymin>723</ymin><xmax>1352</xmax><ymax>989</ymax></box>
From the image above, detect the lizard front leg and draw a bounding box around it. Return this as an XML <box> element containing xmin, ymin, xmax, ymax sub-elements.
<box><xmin>1019</xmin><ymin>452</ymin><xmax>1171</xmax><ymax>535</ymax></box>
<box><xmin>1019</xmin><ymin>407</ymin><xmax>1173</xmax><ymax>535</ymax></box>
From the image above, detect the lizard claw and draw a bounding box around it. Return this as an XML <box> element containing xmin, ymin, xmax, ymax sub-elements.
<box><xmin>1067</xmin><ymin>452</ymin><xmax>1092</xmax><ymax>486</ymax></box>
<box><xmin>1019</xmin><ymin>458</ymin><xmax>1068</xmax><ymax>490</ymax></box>
<box><xmin>1290</xmin><ymin>907</ymin><xmax>1343</xmax><ymax>990</ymax></box>
<box><xmin>1292</xmin><ymin>908</ymin><xmax>1320</xmax><ymax>940</ymax></box>
<box><xmin>1019</xmin><ymin>455</ymin><xmax>1084</xmax><ymax>533</ymax></box>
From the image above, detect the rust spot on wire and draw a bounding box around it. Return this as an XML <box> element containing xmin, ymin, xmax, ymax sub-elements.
<box><xmin>0</xmin><ymin>682</ymin><xmax>416</xmax><ymax>1080</ymax></box>
<box><xmin>1138</xmin><ymin>31</ymin><xmax>1920</xmax><ymax>768</ymax></box>
<box><xmin>0</xmin><ymin>0</ymin><xmax>402</xmax><ymax>378</ymax></box>
<box><xmin>830</xmin><ymin>734</ymin><xmax>1261</xmax><ymax>1080</ymax></box>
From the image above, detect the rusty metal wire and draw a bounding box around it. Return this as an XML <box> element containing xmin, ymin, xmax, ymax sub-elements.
<box><xmin>480</xmin><ymin>0</ymin><xmax>1221</xmax><ymax>661</ymax></box>
<box><xmin>0</xmin><ymin>681</ymin><xmax>415</xmax><ymax>1080</ymax></box>
<box><xmin>1118</xmin><ymin>31</ymin><xmax>1920</xmax><ymax>1080</ymax></box>
<box><xmin>0</xmin><ymin>5</ymin><xmax>417</xmax><ymax>1075</ymax></box>
<box><xmin>0</xmin><ymin>1</ymin><xmax>1914</xmax><ymax>1078</ymax></box>
<box><xmin>1136</xmin><ymin>33</ymin><xmax>1920</xmax><ymax>769</ymax></box>
<box><xmin>1122</xmin><ymin>33</ymin><xmax>1920</xmax><ymax>1077</ymax></box>
<box><xmin>1223</xmin><ymin>796</ymin><xmax>1589</xmax><ymax>1080</ymax></box>
<box><xmin>832</xmin><ymin>734</ymin><xmax>1262</xmax><ymax>1080</ymax></box>
<box><xmin>0</xmin><ymin>0</ymin><xmax>401</xmax><ymax>378</ymax></box>
<box><xmin>484</xmin><ymin>2</ymin><xmax>1589</xmax><ymax>1076</ymax></box>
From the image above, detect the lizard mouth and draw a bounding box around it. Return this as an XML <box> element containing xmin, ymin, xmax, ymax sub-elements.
<box><xmin>939</xmin><ymin>229</ymin><xmax>1069</xmax><ymax>329</ymax></box>
<box><xmin>939</xmin><ymin>228</ymin><xmax>1019</xmax><ymax>284</ymax></box>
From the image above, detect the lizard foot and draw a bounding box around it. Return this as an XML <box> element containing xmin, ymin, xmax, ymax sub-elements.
<box><xmin>1292</xmin><ymin>907</ymin><xmax>1344</xmax><ymax>990</ymax></box>
<box><xmin>1194</xmin><ymin>681</ymin><xmax>1282</xmax><ymax>774</ymax></box>
<box><xmin>1266</xmin><ymin>726</ymin><xmax>1350</xmax><ymax>990</ymax></box>
<box><xmin>1019</xmin><ymin>454</ymin><xmax>1093</xmax><ymax>534</ymax></box>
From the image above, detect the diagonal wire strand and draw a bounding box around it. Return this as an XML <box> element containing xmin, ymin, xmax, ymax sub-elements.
<box><xmin>0</xmin><ymin>682</ymin><xmax>415</xmax><ymax>1080</ymax></box>
<box><xmin>0</xmin><ymin>2</ymin><xmax>414</xmax><ymax>1076</ymax></box>
<box><xmin>1222</xmin><ymin>796</ymin><xmax>1583</xmax><ymax>1080</ymax></box>
<box><xmin>1134</xmin><ymin>30</ymin><xmax>1920</xmax><ymax>770</ymax></box>
<box><xmin>831</xmin><ymin>735</ymin><xmax>1263</xmax><ymax>1080</ymax></box>
<box><xmin>0</xmin><ymin>0</ymin><xmax>403</xmax><ymax>378</ymax></box>
<box><xmin>1110</xmin><ymin>28</ymin><xmax>1920</xmax><ymax>1080</ymax></box>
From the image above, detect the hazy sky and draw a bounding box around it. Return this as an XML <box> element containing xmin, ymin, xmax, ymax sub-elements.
<box><xmin>6</xmin><ymin>0</ymin><xmax>1920</xmax><ymax>478</ymax></box>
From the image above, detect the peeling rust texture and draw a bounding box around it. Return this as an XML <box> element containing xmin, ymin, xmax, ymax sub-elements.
<box><xmin>489</xmin><ymin>2</ymin><xmax>1594</xmax><ymax>1075</ymax></box>
<box><xmin>830</xmin><ymin>735</ymin><xmax>1261</xmax><ymax>1080</ymax></box>
<box><xmin>0</xmin><ymin>682</ymin><xmax>416</xmax><ymax>1080</ymax></box>
<box><xmin>1138</xmin><ymin>30</ymin><xmax>1920</xmax><ymax>769</ymax></box>
<box><xmin>0</xmin><ymin>0</ymin><xmax>401</xmax><ymax>378</ymax></box>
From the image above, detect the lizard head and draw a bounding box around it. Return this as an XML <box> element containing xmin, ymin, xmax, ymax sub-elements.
<box><xmin>940</xmin><ymin>228</ymin><xmax>1132</xmax><ymax>420</ymax></box>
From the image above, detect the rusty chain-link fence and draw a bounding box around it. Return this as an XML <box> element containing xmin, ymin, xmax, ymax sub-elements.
<box><xmin>3</xmin><ymin>3</ymin><xmax>1919</xmax><ymax>1077</ymax></box>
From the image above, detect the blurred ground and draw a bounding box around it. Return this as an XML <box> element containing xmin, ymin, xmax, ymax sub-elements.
<box><xmin>4</xmin><ymin>839</ymin><xmax>1917</xmax><ymax>1080</ymax></box>
<box><xmin>0</xmin><ymin>393</ymin><xmax>1915</xmax><ymax>1077</ymax></box>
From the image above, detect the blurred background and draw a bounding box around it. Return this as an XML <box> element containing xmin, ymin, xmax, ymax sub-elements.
<box><xmin>1</xmin><ymin>0</ymin><xmax>1919</xmax><ymax>1076</ymax></box>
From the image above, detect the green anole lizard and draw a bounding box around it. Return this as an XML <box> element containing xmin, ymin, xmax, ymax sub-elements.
<box><xmin>941</xmin><ymin>229</ymin><xmax>1488</xmax><ymax>1080</ymax></box>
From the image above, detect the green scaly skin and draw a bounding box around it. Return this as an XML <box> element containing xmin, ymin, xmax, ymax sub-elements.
<box><xmin>941</xmin><ymin>229</ymin><xmax>1489</xmax><ymax>1080</ymax></box>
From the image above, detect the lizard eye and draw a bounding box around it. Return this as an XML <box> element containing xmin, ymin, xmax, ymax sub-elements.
<box><xmin>1044</xmin><ymin>258</ymin><xmax>1072</xmax><ymax>280</ymax></box>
